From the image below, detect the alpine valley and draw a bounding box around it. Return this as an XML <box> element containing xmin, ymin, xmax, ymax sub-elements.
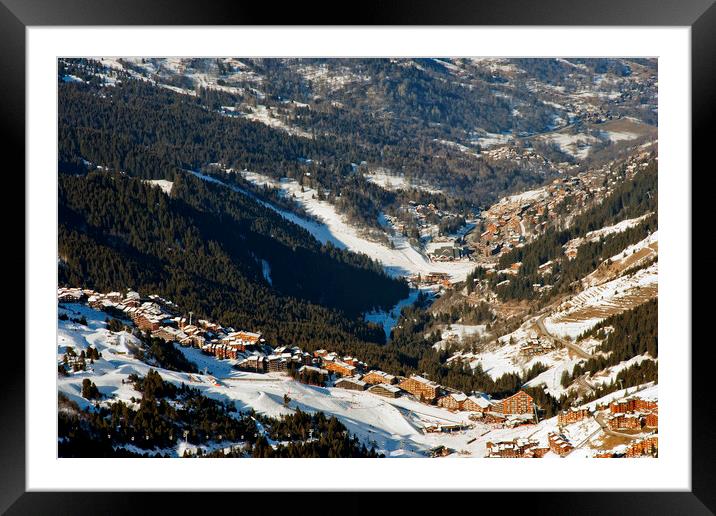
<box><xmin>57</xmin><ymin>57</ymin><xmax>658</xmax><ymax>459</ymax></box>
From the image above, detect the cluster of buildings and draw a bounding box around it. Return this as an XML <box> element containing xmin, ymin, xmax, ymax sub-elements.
<box><xmin>236</xmin><ymin>345</ymin><xmax>314</xmax><ymax>373</ymax></box>
<box><xmin>202</xmin><ymin>331</ymin><xmax>263</xmax><ymax>359</ymax></box>
<box><xmin>386</xmin><ymin>202</ymin><xmax>477</xmax><ymax>268</ymax></box>
<box><xmin>473</xmin><ymin>173</ymin><xmax>601</xmax><ymax>261</ymax></box>
<box><xmin>331</xmin><ymin>364</ymin><xmax>539</xmax><ymax>425</ymax></box>
<box><xmin>367</xmin><ymin>383</ymin><xmax>402</xmax><ymax>398</ymax></box>
<box><xmin>59</xmin><ymin>288</ymin><xmax>184</xmax><ymax>337</ymax></box>
<box><xmin>436</xmin><ymin>389</ymin><xmax>537</xmax><ymax>428</ymax></box>
<box><xmin>547</xmin><ymin>432</ymin><xmax>574</xmax><ymax>456</ymax></box>
<box><xmin>485</xmin><ymin>438</ymin><xmax>549</xmax><ymax>458</ymax></box>
<box><xmin>594</xmin><ymin>434</ymin><xmax>658</xmax><ymax>458</ymax></box>
<box><xmin>608</xmin><ymin>396</ymin><xmax>658</xmax><ymax>414</ymax></box>
<box><xmin>429</xmin><ymin>242</ymin><xmax>474</xmax><ymax>263</ymax></box>
<box><xmin>60</xmin><ymin>288</ymin><xmax>660</xmax><ymax>457</ymax></box>
<box><xmin>518</xmin><ymin>338</ymin><xmax>557</xmax><ymax>357</ymax></box>
<box><xmin>482</xmin><ymin>145</ymin><xmax>558</xmax><ymax>170</ymax></box>
<box><xmin>409</xmin><ymin>272</ymin><xmax>452</xmax><ymax>288</ymax></box>
<box><xmin>557</xmin><ymin>407</ymin><xmax>591</xmax><ymax>427</ymax></box>
<box><xmin>58</xmin><ymin>287</ymin><xmax>95</xmax><ymax>303</ymax></box>
<box><xmin>624</xmin><ymin>434</ymin><xmax>658</xmax><ymax>457</ymax></box>
<box><xmin>59</xmin><ymin>286</ymin><xmax>268</xmax><ymax>359</ymax></box>
<box><xmin>424</xmin><ymin>422</ymin><xmax>471</xmax><ymax>433</ymax></box>
<box><xmin>398</xmin><ymin>375</ymin><xmax>441</xmax><ymax>403</ymax></box>
<box><xmin>402</xmin><ymin>201</ymin><xmax>459</xmax><ymax>235</ymax></box>
<box><xmin>234</xmin><ymin>345</ymin><xmax>370</xmax><ymax>378</ymax></box>
<box><xmin>603</xmin><ymin>396</ymin><xmax>658</xmax><ymax>431</ymax></box>
<box><xmin>470</xmin><ymin>151</ymin><xmax>657</xmax><ymax>265</ymax></box>
<box><xmin>388</xmin><ymin>202</ymin><xmax>454</xmax><ymax>238</ymax></box>
<box><xmin>348</xmin><ymin>368</ymin><xmax>537</xmax><ymax>425</ymax></box>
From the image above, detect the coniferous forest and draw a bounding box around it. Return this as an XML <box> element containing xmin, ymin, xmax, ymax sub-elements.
<box><xmin>59</xmin><ymin>170</ymin><xmax>408</xmax><ymax>349</ymax></box>
<box><xmin>59</xmin><ymin>370</ymin><xmax>377</xmax><ymax>458</ymax></box>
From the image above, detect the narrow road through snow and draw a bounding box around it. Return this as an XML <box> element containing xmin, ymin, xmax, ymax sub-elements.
<box><xmin>536</xmin><ymin>315</ymin><xmax>593</xmax><ymax>360</ymax></box>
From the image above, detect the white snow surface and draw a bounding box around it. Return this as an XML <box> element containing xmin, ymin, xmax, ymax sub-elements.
<box><xmin>242</xmin><ymin>105</ymin><xmax>313</xmax><ymax>139</ymax></box>
<box><xmin>261</xmin><ymin>259</ymin><xmax>272</xmax><ymax>286</ymax></box>
<box><xmin>522</xmin><ymin>351</ymin><xmax>583</xmax><ymax>398</ymax></box>
<box><xmin>567</xmin><ymin>214</ymin><xmax>653</xmax><ymax>250</ymax></box>
<box><xmin>600</xmin><ymin>130</ymin><xmax>640</xmax><ymax>143</ymax></box>
<box><xmin>364</xmin><ymin>170</ymin><xmax>443</xmax><ymax>194</ymax></box>
<box><xmin>144</xmin><ymin>179</ymin><xmax>173</xmax><ymax>195</ymax></box>
<box><xmin>447</xmin><ymin>322</ymin><xmax>561</xmax><ymax>381</ymax></box>
<box><xmin>365</xmin><ymin>288</ymin><xmax>423</xmax><ymax>339</ymax></box>
<box><xmin>540</xmin><ymin>132</ymin><xmax>600</xmax><ymax>159</ymax></box>
<box><xmin>610</xmin><ymin>230</ymin><xmax>658</xmax><ymax>262</ymax></box>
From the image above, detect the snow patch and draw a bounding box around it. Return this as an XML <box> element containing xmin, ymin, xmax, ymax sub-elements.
<box><xmin>261</xmin><ymin>259</ymin><xmax>272</xmax><ymax>286</ymax></box>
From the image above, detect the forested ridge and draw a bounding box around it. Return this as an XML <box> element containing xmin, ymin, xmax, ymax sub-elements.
<box><xmin>59</xmin><ymin>171</ymin><xmax>408</xmax><ymax>350</ymax></box>
<box><xmin>59</xmin><ymin>79</ymin><xmax>353</xmax><ymax>181</ymax></box>
<box><xmin>57</xmin><ymin>58</ymin><xmax>619</xmax><ymax>231</ymax></box>
<box><xmin>563</xmin><ymin>299</ymin><xmax>658</xmax><ymax>385</ymax></box>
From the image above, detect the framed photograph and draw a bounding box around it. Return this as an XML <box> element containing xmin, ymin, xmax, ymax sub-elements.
<box><xmin>5</xmin><ymin>0</ymin><xmax>714</xmax><ymax>512</ymax></box>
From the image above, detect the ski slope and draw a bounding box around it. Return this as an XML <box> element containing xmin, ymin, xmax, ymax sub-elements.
<box><xmin>190</xmin><ymin>169</ymin><xmax>476</xmax><ymax>281</ymax></box>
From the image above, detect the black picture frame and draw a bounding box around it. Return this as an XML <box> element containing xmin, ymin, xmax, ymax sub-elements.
<box><xmin>4</xmin><ymin>0</ymin><xmax>714</xmax><ymax>513</ymax></box>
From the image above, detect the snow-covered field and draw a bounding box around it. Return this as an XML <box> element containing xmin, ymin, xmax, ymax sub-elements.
<box><xmin>539</xmin><ymin>132</ymin><xmax>600</xmax><ymax>159</ymax></box>
<box><xmin>364</xmin><ymin>170</ymin><xmax>409</xmax><ymax>191</ymax></box>
<box><xmin>261</xmin><ymin>259</ymin><xmax>272</xmax><ymax>286</ymax></box>
<box><xmin>566</xmin><ymin>214</ymin><xmax>654</xmax><ymax>258</ymax></box>
<box><xmin>523</xmin><ymin>351</ymin><xmax>583</xmax><ymax>398</ymax></box>
<box><xmin>469</xmin><ymin>131</ymin><xmax>513</xmax><ymax>149</ymax></box>
<box><xmin>599</xmin><ymin>130</ymin><xmax>640</xmax><ymax>143</ymax></box>
<box><xmin>447</xmin><ymin>322</ymin><xmax>561</xmax><ymax>381</ymax></box>
<box><xmin>434</xmin><ymin>139</ymin><xmax>480</xmax><ymax>157</ymax></box>
<box><xmin>502</xmin><ymin>187</ymin><xmax>549</xmax><ymax>204</ymax></box>
<box><xmin>440</xmin><ymin>324</ymin><xmax>487</xmax><ymax>341</ymax></box>
<box><xmin>364</xmin><ymin>170</ymin><xmax>443</xmax><ymax>194</ymax></box>
<box><xmin>582</xmin><ymin>231</ymin><xmax>658</xmax><ymax>288</ymax></box>
<box><xmin>581</xmin><ymin>213</ymin><xmax>653</xmax><ymax>244</ymax></box>
<box><xmin>588</xmin><ymin>354</ymin><xmax>655</xmax><ymax>388</ymax></box>
<box><xmin>585</xmin><ymin>382</ymin><xmax>657</xmax><ymax>411</ymax></box>
<box><xmin>609</xmin><ymin>230</ymin><xmax>658</xmax><ymax>263</ymax></box>
<box><xmin>144</xmin><ymin>179</ymin><xmax>173</xmax><ymax>195</ymax></box>
<box><xmin>236</xmin><ymin>171</ymin><xmax>476</xmax><ymax>281</ymax></box>
<box><xmin>432</xmin><ymin>323</ymin><xmax>488</xmax><ymax>351</ymax></box>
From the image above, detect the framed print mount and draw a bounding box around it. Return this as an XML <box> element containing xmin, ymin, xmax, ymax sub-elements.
<box><xmin>7</xmin><ymin>0</ymin><xmax>713</xmax><ymax>512</ymax></box>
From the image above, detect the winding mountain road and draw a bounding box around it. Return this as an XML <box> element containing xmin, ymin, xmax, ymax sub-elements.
<box><xmin>536</xmin><ymin>315</ymin><xmax>593</xmax><ymax>360</ymax></box>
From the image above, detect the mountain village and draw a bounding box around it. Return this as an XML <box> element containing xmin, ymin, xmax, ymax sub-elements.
<box><xmin>58</xmin><ymin>286</ymin><xmax>658</xmax><ymax>458</ymax></box>
<box><xmin>56</xmin><ymin>57</ymin><xmax>658</xmax><ymax>460</ymax></box>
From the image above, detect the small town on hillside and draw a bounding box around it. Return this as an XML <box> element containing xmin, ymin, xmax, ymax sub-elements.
<box><xmin>58</xmin><ymin>286</ymin><xmax>658</xmax><ymax>458</ymax></box>
<box><xmin>471</xmin><ymin>151</ymin><xmax>652</xmax><ymax>262</ymax></box>
<box><xmin>398</xmin><ymin>150</ymin><xmax>654</xmax><ymax>292</ymax></box>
